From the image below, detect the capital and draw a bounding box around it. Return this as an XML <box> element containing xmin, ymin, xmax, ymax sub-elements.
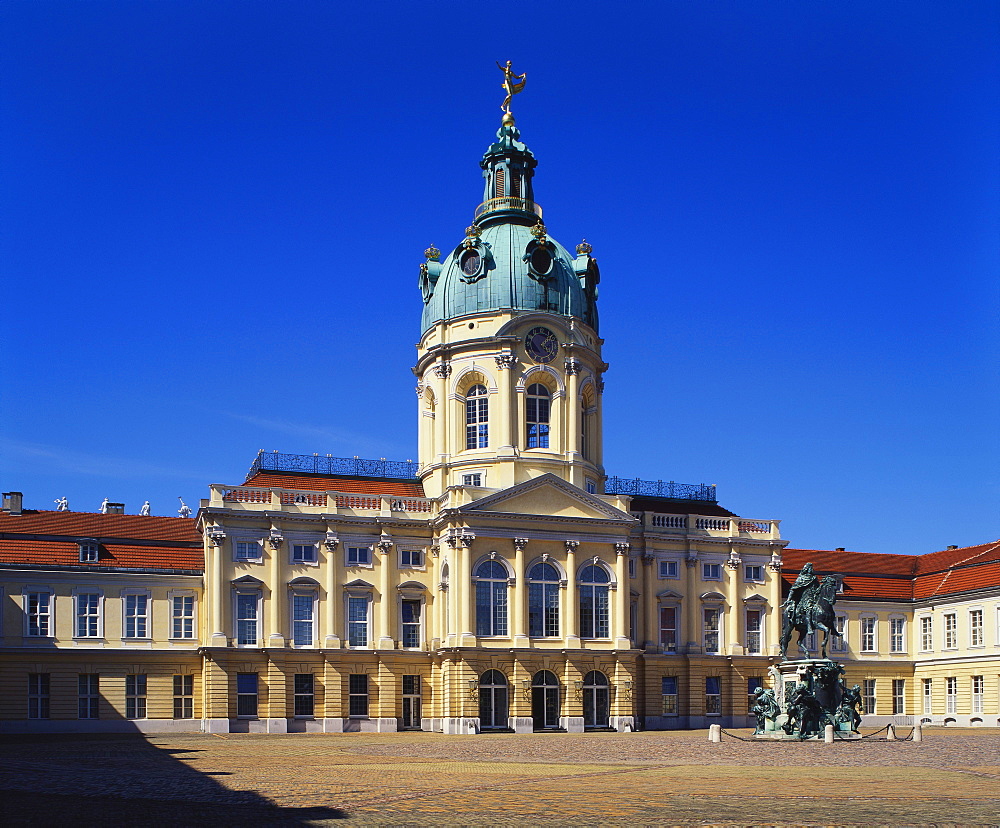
<box><xmin>564</xmin><ymin>358</ymin><xmax>581</xmax><ymax>376</ymax></box>
<box><xmin>615</xmin><ymin>542</ymin><xmax>630</xmax><ymax>556</ymax></box>
<box><xmin>565</xmin><ymin>540</ymin><xmax>580</xmax><ymax>552</ymax></box>
<box><xmin>495</xmin><ymin>352</ymin><xmax>517</xmax><ymax>370</ymax></box>
<box><xmin>377</xmin><ymin>539</ymin><xmax>393</xmax><ymax>554</ymax></box>
<box><xmin>513</xmin><ymin>537</ymin><xmax>529</xmax><ymax>551</ymax></box>
<box><xmin>432</xmin><ymin>361</ymin><xmax>452</xmax><ymax>379</ymax></box>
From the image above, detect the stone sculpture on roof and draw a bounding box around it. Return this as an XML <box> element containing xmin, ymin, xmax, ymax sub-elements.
<box><xmin>54</xmin><ymin>496</ymin><xmax>69</xmax><ymax>511</ymax></box>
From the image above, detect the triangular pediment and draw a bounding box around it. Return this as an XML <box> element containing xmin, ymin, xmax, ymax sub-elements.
<box><xmin>458</xmin><ymin>474</ymin><xmax>636</xmax><ymax>522</ymax></box>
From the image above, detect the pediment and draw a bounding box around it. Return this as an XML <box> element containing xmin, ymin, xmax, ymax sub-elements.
<box><xmin>744</xmin><ymin>593</ymin><xmax>768</xmax><ymax>604</ymax></box>
<box><xmin>657</xmin><ymin>589</ymin><xmax>683</xmax><ymax>600</ymax></box>
<box><xmin>344</xmin><ymin>578</ymin><xmax>374</xmax><ymax>590</ymax></box>
<box><xmin>231</xmin><ymin>575</ymin><xmax>263</xmax><ymax>586</ymax></box>
<box><xmin>458</xmin><ymin>474</ymin><xmax>636</xmax><ymax>522</ymax></box>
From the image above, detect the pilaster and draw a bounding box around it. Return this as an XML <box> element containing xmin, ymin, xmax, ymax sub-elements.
<box><xmin>513</xmin><ymin>538</ymin><xmax>528</xmax><ymax>644</ymax></box>
<box><xmin>564</xmin><ymin>540</ymin><xmax>580</xmax><ymax>647</ymax></box>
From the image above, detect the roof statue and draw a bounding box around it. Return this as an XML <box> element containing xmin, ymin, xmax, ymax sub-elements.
<box><xmin>139</xmin><ymin>501</ymin><xmax>151</xmax><ymax>516</ymax></box>
<box><xmin>497</xmin><ymin>60</ymin><xmax>525</xmax><ymax>119</ymax></box>
<box><xmin>99</xmin><ymin>497</ymin><xmax>110</xmax><ymax>514</ymax></box>
<box><xmin>177</xmin><ymin>497</ymin><xmax>192</xmax><ymax>518</ymax></box>
<box><xmin>54</xmin><ymin>496</ymin><xmax>69</xmax><ymax>512</ymax></box>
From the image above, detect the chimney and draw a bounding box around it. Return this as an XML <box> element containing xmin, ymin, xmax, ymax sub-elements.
<box><xmin>106</xmin><ymin>502</ymin><xmax>125</xmax><ymax>515</ymax></box>
<box><xmin>947</xmin><ymin>545</ymin><xmax>958</xmax><ymax>550</ymax></box>
<box><xmin>835</xmin><ymin>547</ymin><xmax>845</xmax><ymax>552</ymax></box>
<box><xmin>2</xmin><ymin>491</ymin><xmax>23</xmax><ymax>515</ymax></box>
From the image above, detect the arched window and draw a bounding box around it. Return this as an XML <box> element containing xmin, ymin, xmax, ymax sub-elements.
<box><xmin>582</xmin><ymin>670</ymin><xmax>610</xmax><ymax>729</ymax></box>
<box><xmin>581</xmin><ymin>401</ymin><xmax>589</xmax><ymax>459</ymax></box>
<box><xmin>465</xmin><ymin>384</ymin><xmax>489</xmax><ymax>449</ymax></box>
<box><xmin>474</xmin><ymin>560</ymin><xmax>508</xmax><ymax>636</ymax></box>
<box><xmin>528</xmin><ymin>562</ymin><xmax>560</xmax><ymax>637</ymax></box>
<box><xmin>479</xmin><ymin>669</ymin><xmax>509</xmax><ymax>729</ymax></box>
<box><xmin>526</xmin><ymin>383</ymin><xmax>550</xmax><ymax>448</ymax></box>
<box><xmin>579</xmin><ymin>563</ymin><xmax>610</xmax><ymax>639</ymax></box>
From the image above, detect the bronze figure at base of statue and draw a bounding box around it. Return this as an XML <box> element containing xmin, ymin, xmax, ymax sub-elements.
<box><xmin>753</xmin><ymin>658</ymin><xmax>862</xmax><ymax>740</ymax></box>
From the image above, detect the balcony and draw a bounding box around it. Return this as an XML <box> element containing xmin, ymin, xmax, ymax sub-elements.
<box><xmin>474</xmin><ymin>196</ymin><xmax>543</xmax><ymax>221</ymax></box>
<box><xmin>207</xmin><ymin>485</ymin><xmax>434</xmax><ymax>517</ymax></box>
<box><xmin>632</xmin><ymin>512</ymin><xmax>781</xmax><ymax>540</ymax></box>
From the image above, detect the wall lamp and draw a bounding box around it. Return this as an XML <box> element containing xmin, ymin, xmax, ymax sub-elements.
<box><xmin>521</xmin><ymin>679</ymin><xmax>532</xmax><ymax>700</ymax></box>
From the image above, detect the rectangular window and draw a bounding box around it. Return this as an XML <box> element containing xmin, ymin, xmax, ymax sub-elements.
<box><xmin>892</xmin><ymin>679</ymin><xmax>905</xmax><ymax>715</ymax></box>
<box><xmin>76</xmin><ymin>593</ymin><xmax>101</xmax><ymax>638</ymax></box>
<box><xmin>348</xmin><ymin>595</ymin><xmax>370</xmax><ymax>647</ymax></box>
<box><xmin>292</xmin><ymin>543</ymin><xmax>317</xmax><ymax>564</ymax></box>
<box><xmin>923</xmin><ymin>678</ymin><xmax>933</xmax><ymax>714</ymax></box>
<box><xmin>745</xmin><ymin>608</ymin><xmax>762</xmax><ymax>654</ymax></box>
<box><xmin>79</xmin><ymin>541</ymin><xmax>99</xmax><ymax>563</ymax></box>
<box><xmin>946</xmin><ymin>677</ymin><xmax>957</xmax><ymax>714</ymax></box>
<box><xmin>659</xmin><ymin>560</ymin><xmax>678</xmax><ymax>579</ymax></box>
<box><xmin>702</xmin><ymin>563</ymin><xmax>721</xmax><ymax>580</ymax></box>
<box><xmin>832</xmin><ymin>615</ymin><xmax>847</xmax><ymax>652</ymax></box>
<box><xmin>585</xmin><ymin>479</ymin><xmax>597</xmax><ymax>494</ymax></box>
<box><xmin>703</xmin><ymin>607</ymin><xmax>720</xmax><ymax>654</ymax></box>
<box><xmin>124</xmin><ymin>593</ymin><xmax>149</xmax><ymax>639</ymax></box>
<box><xmin>705</xmin><ymin>676</ymin><xmax>722</xmax><ymax>716</ymax></box>
<box><xmin>744</xmin><ymin>565</ymin><xmax>764</xmax><ymax>582</ymax></box>
<box><xmin>972</xmin><ymin>675</ymin><xmax>984</xmax><ymax>714</ymax></box>
<box><xmin>860</xmin><ymin>617</ymin><xmax>876</xmax><ymax>653</ymax></box>
<box><xmin>920</xmin><ymin>616</ymin><xmax>933</xmax><ymax>651</ymax></box>
<box><xmin>173</xmin><ymin>675</ymin><xmax>194</xmax><ymax>719</ymax></box>
<box><xmin>862</xmin><ymin>679</ymin><xmax>876</xmax><ymax>715</ymax></box>
<box><xmin>659</xmin><ymin>606</ymin><xmax>678</xmax><ymax>652</ymax></box>
<box><xmin>349</xmin><ymin>673</ymin><xmax>369</xmax><ymax>717</ymax></box>
<box><xmin>78</xmin><ymin>674</ymin><xmax>99</xmax><ymax>719</ymax></box>
<box><xmin>294</xmin><ymin>674</ymin><xmax>315</xmax><ymax>717</ymax></box>
<box><xmin>462</xmin><ymin>473</ymin><xmax>482</xmax><ymax>487</ymax></box>
<box><xmin>401</xmin><ymin>599</ymin><xmax>421</xmax><ymax>648</ymax></box>
<box><xmin>889</xmin><ymin>617</ymin><xmax>905</xmax><ymax>653</ymax></box>
<box><xmin>126</xmin><ymin>674</ymin><xmax>147</xmax><ymax>719</ymax></box>
<box><xmin>346</xmin><ymin>546</ymin><xmax>371</xmax><ymax>566</ymax></box>
<box><xmin>235</xmin><ymin>541</ymin><xmax>260</xmax><ymax>561</ymax></box>
<box><xmin>400</xmin><ymin>548</ymin><xmax>422</xmax><ymax>567</ymax></box>
<box><xmin>970</xmin><ymin>609</ymin><xmax>984</xmax><ymax>647</ymax></box>
<box><xmin>804</xmin><ymin>631</ymin><xmax>817</xmax><ymax>652</ymax></box>
<box><xmin>747</xmin><ymin>676</ymin><xmax>763</xmax><ymax>714</ymax></box>
<box><xmin>237</xmin><ymin>673</ymin><xmax>258</xmax><ymax>717</ymax></box>
<box><xmin>944</xmin><ymin>613</ymin><xmax>957</xmax><ymax>648</ymax></box>
<box><xmin>465</xmin><ymin>391</ymin><xmax>488</xmax><ymax>449</ymax></box>
<box><xmin>26</xmin><ymin>592</ymin><xmax>51</xmax><ymax>637</ymax></box>
<box><xmin>662</xmin><ymin>676</ymin><xmax>678</xmax><ymax>716</ymax></box>
<box><xmin>171</xmin><ymin>595</ymin><xmax>194</xmax><ymax>639</ymax></box>
<box><xmin>28</xmin><ymin>673</ymin><xmax>49</xmax><ymax>719</ymax></box>
<box><xmin>292</xmin><ymin>594</ymin><xmax>315</xmax><ymax>647</ymax></box>
<box><xmin>628</xmin><ymin>557</ymin><xmax>636</xmax><ymax>579</ymax></box>
<box><xmin>236</xmin><ymin>592</ymin><xmax>259</xmax><ymax>646</ymax></box>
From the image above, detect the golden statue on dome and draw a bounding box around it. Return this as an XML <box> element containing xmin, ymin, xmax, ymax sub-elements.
<box><xmin>497</xmin><ymin>60</ymin><xmax>526</xmax><ymax>121</ymax></box>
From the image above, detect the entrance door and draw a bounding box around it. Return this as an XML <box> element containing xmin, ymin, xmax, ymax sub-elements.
<box><xmin>401</xmin><ymin>675</ymin><xmax>421</xmax><ymax>730</ymax></box>
<box><xmin>478</xmin><ymin>669</ymin><xmax>509</xmax><ymax>729</ymax></box>
<box><xmin>531</xmin><ymin>670</ymin><xmax>560</xmax><ymax>730</ymax></box>
<box><xmin>582</xmin><ymin>670</ymin><xmax>610</xmax><ymax>729</ymax></box>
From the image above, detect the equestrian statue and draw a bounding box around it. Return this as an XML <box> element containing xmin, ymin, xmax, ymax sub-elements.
<box><xmin>780</xmin><ymin>562</ymin><xmax>844</xmax><ymax>659</ymax></box>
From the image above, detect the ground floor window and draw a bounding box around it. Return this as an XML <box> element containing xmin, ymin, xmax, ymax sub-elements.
<box><xmin>923</xmin><ymin>679</ymin><xmax>932</xmax><ymax>714</ymax></box>
<box><xmin>126</xmin><ymin>674</ymin><xmax>147</xmax><ymax>719</ymax></box>
<box><xmin>402</xmin><ymin>675</ymin><xmax>422</xmax><ymax>730</ymax></box>
<box><xmin>28</xmin><ymin>673</ymin><xmax>49</xmax><ymax>719</ymax></box>
<box><xmin>78</xmin><ymin>674</ymin><xmax>99</xmax><ymax>719</ymax></box>
<box><xmin>662</xmin><ymin>676</ymin><xmax>678</xmax><ymax>716</ymax></box>
<box><xmin>174</xmin><ymin>675</ymin><xmax>194</xmax><ymax>719</ymax></box>
<box><xmin>747</xmin><ymin>676</ymin><xmax>763</xmax><ymax>714</ymax></box>
<box><xmin>946</xmin><ymin>677</ymin><xmax>957</xmax><ymax>714</ymax></box>
<box><xmin>705</xmin><ymin>676</ymin><xmax>721</xmax><ymax>716</ymax></box>
<box><xmin>294</xmin><ymin>674</ymin><xmax>314</xmax><ymax>716</ymax></box>
<box><xmin>237</xmin><ymin>673</ymin><xmax>258</xmax><ymax>717</ymax></box>
<box><xmin>349</xmin><ymin>674</ymin><xmax>369</xmax><ymax>717</ymax></box>
<box><xmin>892</xmin><ymin>679</ymin><xmax>905</xmax><ymax>715</ymax></box>
<box><xmin>862</xmin><ymin>679</ymin><xmax>876</xmax><ymax>715</ymax></box>
<box><xmin>972</xmin><ymin>676</ymin><xmax>984</xmax><ymax>714</ymax></box>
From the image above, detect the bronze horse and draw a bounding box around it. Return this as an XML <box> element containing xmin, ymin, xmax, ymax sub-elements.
<box><xmin>780</xmin><ymin>574</ymin><xmax>842</xmax><ymax>659</ymax></box>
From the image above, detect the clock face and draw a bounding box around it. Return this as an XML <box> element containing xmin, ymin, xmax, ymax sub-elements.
<box><xmin>525</xmin><ymin>326</ymin><xmax>558</xmax><ymax>364</ymax></box>
<box><xmin>460</xmin><ymin>250</ymin><xmax>482</xmax><ymax>276</ymax></box>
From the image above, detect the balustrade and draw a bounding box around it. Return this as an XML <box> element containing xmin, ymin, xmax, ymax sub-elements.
<box><xmin>211</xmin><ymin>485</ymin><xmax>433</xmax><ymax>515</ymax></box>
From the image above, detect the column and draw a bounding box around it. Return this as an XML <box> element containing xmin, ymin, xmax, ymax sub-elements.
<box><xmin>614</xmin><ymin>542</ymin><xmax>631</xmax><ymax>649</ymax></box>
<box><xmin>377</xmin><ymin>538</ymin><xmax>394</xmax><ymax>649</ymax></box>
<box><xmin>324</xmin><ymin>533</ymin><xmax>341</xmax><ymax>648</ymax></box>
<box><xmin>685</xmin><ymin>548</ymin><xmax>700</xmax><ymax>653</ymax></box>
<box><xmin>209</xmin><ymin>535</ymin><xmax>226</xmax><ymax>646</ymax></box>
<box><xmin>565</xmin><ymin>358</ymin><xmax>581</xmax><ymax>473</ymax></box>
<box><xmin>643</xmin><ymin>552</ymin><xmax>658</xmax><ymax>650</ymax></box>
<box><xmin>496</xmin><ymin>352</ymin><xmax>517</xmax><ymax>457</ymax></box>
<box><xmin>512</xmin><ymin>538</ymin><xmax>528</xmax><ymax>645</ymax></box>
<box><xmin>433</xmin><ymin>361</ymin><xmax>450</xmax><ymax>464</ymax></box>
<box><xmin>767</xmin><ymin>545</ymin><xmax>783</xmax><ymax>657</ymax></box>
<box><xmin>564</xmin><ymin>541</ymin><xmax>580</xmax><ymax>647</ymax></box>
<box><xmin>458</xmin><ymin>536</ymin><xmax>474</xmax><ymax>645</ymax></box>
<box><xmin>268</xmin><ymin>527</ymin><xmax>284</xmax><ymax>646</ymax></box>
<box><xmin>724</xmin><ymin>548</ymin><xmax>741</xmax><ymax>655</ymax></box>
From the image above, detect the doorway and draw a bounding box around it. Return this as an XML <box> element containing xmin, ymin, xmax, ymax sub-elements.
<box><xmin>531</xmin><ymin>670</ymin><xmax>560</xmax><ymax>730</ymax></box>
<box><xmin>478</xmin><ymin>669</ymin><xmax>509</xmax><ymax>729</ymax></box>
<box><xmin>582</xmin><ymin>670</ymin><xmax>610</xmax><ymax>729</ymax></box>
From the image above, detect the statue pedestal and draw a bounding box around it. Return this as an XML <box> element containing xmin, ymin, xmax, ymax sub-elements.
<box><xmin>755</xmin><ymin>658</ymin><xmax>861</xmax><ymax>741</ymax></box>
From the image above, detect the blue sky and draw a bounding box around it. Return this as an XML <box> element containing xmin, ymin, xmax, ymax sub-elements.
<box><xmin>2</xmin><ymin>1</ymin><xmax>997</xmax><ymax>555</ymax></box>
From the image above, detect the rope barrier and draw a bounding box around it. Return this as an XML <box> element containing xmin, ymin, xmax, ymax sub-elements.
<box><xmin>719</xmin><ymin>723</ymin><xmax>913</xmax><ymax>743</ymax></box>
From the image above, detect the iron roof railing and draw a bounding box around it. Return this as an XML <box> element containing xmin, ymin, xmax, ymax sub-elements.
<box><xmin>604</xmin><ymin>477</ymin><xmax>717</xmax><ymax>502</ymax></box>
<box><xmin>248</xmin><ymin>451</ymin><xmax>419</xmax><ymax>481</ymax></box>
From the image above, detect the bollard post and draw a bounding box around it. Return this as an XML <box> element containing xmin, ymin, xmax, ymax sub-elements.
<box><xmin>824</xmin><ymin>724</ymin><xmax>834</xmax><ymax>744</ymax></box>
<box><xmin>887</xmin><ymin>723</ymin><xmax>896</xmax><ymax>741</ymax></box>
<box><xmin>913</xmin><ymin>723</ymin><xmax>922</xmax><ymax>742</ymax></box>
<box><xmin>708</xmin><ymin>724</ymin><xmax>721</xmax><ymax>743</ymax></box>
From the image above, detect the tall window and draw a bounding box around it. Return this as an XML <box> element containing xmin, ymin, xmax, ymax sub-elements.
<box><xmin>972</xmin><ymin>675</ymin><xmax>984</xmax><ymax>714</ymax></box>
<box><xmin>889</xmin><ymin>617</ymin><xmax>905</xmax><ymax>653</ymax></box>
<box><xmin>527</xmin><ymin>562</ymin><xmax>560</xmax><ymax>637</ymax></box>
<box><xmin>465</xmin><ymin>384</ymin><xmax>489</xmax><ymax>449</ymax></box>
<box><xmin>173</xmin><ymin>675</ymin><xmax>194</xmax><ymax>719</ymax></box>
<box><xmin>578</xmin><ymin>564</ymin><xmax>610</xmax><ymax>639</ymax></box>
<box><xmin>920</xmin><ymin>616</ymin><xmax>933</xmax><ymax>651</ymax></box>
<box><xmin>171</xmin><ymin>595</ymin><xmax>194</xmax><ymax>639</ymax></box>
<box><xmin>745</xmin><ymin>609</ymin><xmax>762</xmax><ymax>654</ymax></box>
<box><xmin>401</xmin><ymin>599</ymin><xmax>421</xmax><ymax>648</ymax></box>
<box><xmin>78</xmin><ymin>674</ymin><xmax>99</xmax><ymax>719</ymax></box>
<box><xmin>580</xmin><ymin>403</ymin><xmax>590</xmax><ymax>460</ymax></box>
<box><xmin>237</xmin><ymin>673</ymin><xmax>258</xmax><ymax>717</ymax></box>
<box><xmin>860</xmin><ymin>616</ymin><xmax>876</xmax><ymax>652</ymax></box>
<box><xmin>124</xmin><ymin>593</ymin><xmax>149</xmax><ymax>638</ymax></box>
<box><xmin>944</xmin><ymin>613</ymin><xmax>957</xmax><ymax>648</ymax></box>
<box><xmin>26</xmin><ymin>592</ymin><xmax>51</xmax><ymax>637</ymax></box>
<box><xmin>862</xmin><ymin>679</ymin><xmax>876</xmax><ymax>715</ymax></box>
<box><xmin>923</xmin><ymin>678</ymin><xmax>933</xmax><ymax>714</ymax></box>
<box><xmin>76</xmin><ymin>593</ymin><xmax>101</xmax><ymax>638</ymax></box>
<box><xmin>703</xmin><ymin>607</ymin><xmax>721</xmax><ymax>654</ymax></box>
<box><xmin>28</xmin><ymin>674</ymin><xmax>49</xmax><ymax>719</ymax></box>
<box><xmin>236</xmin><ymin>592</ymin><xmax>259</xmax><ymax>646</ymax></box>
<box><xmin>525</xmin><ymin>383</ymin><xmax>550</xmax><ymax>448</ymax></box>
<box><xmin>946</xmin><ymin>677</ymin><xmax>957</xmax><ymax>713</ymax></box>
<box><xmin>347</xmin><ymin>595</ymin><xmax>370</xmax><ymax>647</ymax></box>
<box><xmin>970</xmin><ymin>609</ymin><xmax>984</xmax><ymax>647</ymax></box>
<box><xmin>349</xmin><ymin>674</ymin><xmax>369</xmax><ymax>717</ymax></box>
<box><xmin>126</xmin><ymin>674</ymin><xmax>147</xmax><ymax>719</ymax></box>
<box><xmin>705</xmin><ymin>676</ymin><xmax>722</xmax><ymax>715</ymax></box>
<box><xmin>662</xmin><ymin>676</ymin><xmax>678</xmax><ymax>715</ymax></box>
<box><xmin>832</xmin><ymin>615</ymin><xmax>847</xmax><ymax>652</ymax></box>
<box><xmin>659</xmin><ymin>606</ymin><xmax>678</xmax><ymax>652</ymax></box>
<box><xmin>474</xmin><ymin>561</ymin><xmax>508</xmax><ymax>637</ymax></box>
<box><xmin>292</xmin><ymin>593</ymin><xmax>315</xmax><ymax>647</ymax></box>
<box><xmin>892</xmin><ymin>679</ymin><xmax>905</xmax><ymax>715</ymax></box>
<box><xmin>294</xmin><ymin>674</ymin><xmax>315</xmax><ymax>717</ymax></box>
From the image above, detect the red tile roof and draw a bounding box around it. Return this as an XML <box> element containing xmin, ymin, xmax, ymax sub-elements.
<box><xmin>244</xmin><ymin>472</ymin><xmax>425</xmax><ymax>497</ymax></box>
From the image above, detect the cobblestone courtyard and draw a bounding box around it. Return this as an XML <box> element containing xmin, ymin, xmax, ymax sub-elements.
<box><xmin>1</xmin><ymin>728</ymin><xmax>999</xmax><ymax>826</ymax></box>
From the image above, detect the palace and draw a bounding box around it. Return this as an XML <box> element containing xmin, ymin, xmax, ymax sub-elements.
<box><xmin>1</xmin><ymin>102</ymin><xmax>997</xmax><ymax>733</ymax></box>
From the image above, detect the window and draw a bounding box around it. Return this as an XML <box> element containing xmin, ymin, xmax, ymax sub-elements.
<box><xmin>124</xmin><ymin>593</ymin><xmax>149</xmax><ymax>638</ymax></box>
<box><xmin>946</xmin><ymin>677</ymin><xmax>957</xmax><ymax>714</ymax></box>
<box><xmin>744</xmin><ymin>565</ymin><xmax>764</xmax><ymax>582</ymax></box>
<box><xmin>236</xmin><ymin>592</ymin><xmax>259</xmax><ymax>646</ymax></box>
<box><xmin>294</xmin><ymin>674</ymin><xmax>315</xmax><ymax>717</ymax></box>
<box><xmin>26</xmin><ymin>592</ymin><xmax>52</xmax><ymax>637</ymax></box>
<box><xmin>970</xmin><ymin>609</ymin><xmax>984</xmax><ymax>647</ymax></box>
<box><xmin>703</xmin><ymin>607</ymin><xmax>721</xmax><ymax>654</ymax></box>
<box><xmin>346</xmin><ymin>546</ymin><xmax>371</xmax><ymax>566</ymax></box>
<box><xmin>892</xmin><ymin>679</ymin><xmax>905</xmax><ymax>715</ymax></box>
<box><xmin>747</xmin><ymin>676</ymin><xmax>763</xmax><ymax>714</ymax></box>
<box><xmin>126</xmin><ymin>674</ymin><xmax>147</xmax><ymax>719</ymax></box>
<box><xmin>76</xmin><ymin>593</ymin><xmax>101</xmax><ymax>638</ymax></box>
<box><xmin>347</xmin><ymin>594</ymin><xmax>370</xmax><ymax>647</ymax></box>
<box><xmin>292</xmin><ymin>543</ymin><xmax>317</xmax><ymax>564</ymax></box>
<box><xmin>705</xmin><ymin>676</ymin><xmax>722</xmax><ymax>715</ymax></box>
<box><xmin>662</xmin><ymin>676</ymin><xmax>678</xmax><ymax>715</ymax></box>
<box><xmin>474</xmin><ymin>561</ymin><xmax>508</xmax><ymax>637</ymax></box>
<box><xmin>173</xmin><ymin>675</ymin><xmax>194</xmax><ymax>719</ymax></box>
<box><xmin>401</xmin><ymin>599</ymin><xmax>421</xmax><ymax>648</ymax></box>
<box><xmin>804</xmin><ymin>631</ymin><xmax>817</xmax><ymax>652</ymax></box>
<box><xmin>585</xmin><ymin>479</ymin><xmax>597</xmax><ymax>494</ymax></box>
<box><xmin>702</xmin><ymin>563</ymin><xmax>721</xmax><ymax>580</ymax></box>
<box><xmin>972</xmin><ymin>675</ymin><xmax>984</xmax><ymax>714</ymax></box>
<box><xmin>465</xmin><ymin>384</ymin><xmax>489</xmax><ymax>449</ymax></box>
<box><xmin>525</xmin><ymin>383</ymin><xmax>550</xmax><ymax>448</ymax></box>
<box><xmin>462</xmin><ymin>473</ymin><xmax>482</xmax><ymax>487</ymax></box>
<box><xmin>28</xmin><ymin>674</ymin><xmax>49</xmax><ymax>719</ymax></box>
<box><xmin>400</xmin><ymin>548</ymin><xmax>423</xmax><ymax>567</ymax></box>
<box><xmin>527</xmin><ymin>562</ymin><xmax>560</xmax><ymax>637</ymax></box>
<box><xmin>832</xmin><ymin>615</ymin><xmax>847</xmax><ymax>652</ymax></box>
<box><xmin>579</xmin><ymin>564</ymin><xmax>610</xmax><ymax>639</ymax></box>
<box><xmin>659</xmin><ymin>606</ymin><xmax>678</xmax><ymax>652</ymax></box>
<box><xmin>235</xmin><ymin>541</ymin><xmax>261</xmax><ymax>561</ymax></box>
<box><xmin>171</xmin><ymin>595</ymin><xmax>195</xmax><ymax>639</ymax></box>
<box><xmin>402</xmin><ymin>675</ymin><xmax>422</xmax><ymax>730</ymax></box>
<box><xmin>860</xmin><ymin>616</ymin><xmax>876</xmax><ymax>653</ymax></box>
<box><xmin>628</xmin><ymin>557</ymin><xmax>636</xmax><ymax>579</ymax></box>
<box><xmin>292</xmin><ymin>593</ymin><xmax>315</xmax><ymax>647</ymax></box>
<box><xmin>889</xmin><ymin>617</ymin><xmax>905</xmax><ymax>653</ymax></box>
<box><xmin>659</xmin><ymin>560</ymin><xmax>678</xmax><ymax>579</ymax></box>
<box><xmin>862</xmin><ymin>679</ymin><xmax>876</xmax><ymax>715</ymax></box>
<box><xmin>944</xmin><ymin>613</ymin><xmax>957</xmax><ymax>648</ymax></box>
<box><xmin>920</xmin><ymin>616</ymin><xmax>933</xmax><ymax>651</ymax></box>
<box><xmin>79</xmin><ymin>541</ymin><xmax>99</xmax><ymax>563</ymax></box>
<box><xmin>349</xmin><ymin>673</ymin><xmax>369</xmax><ymax>717</ymax></box>
<box><xmin>923</xmin><ymin>678</ymin><xmax>933</xmax><ymax>714</ymax></box>
<box><xmin>237</xmin><ymin>673</ymin><xmax>258</xmax><ymax>717</ymax></box>
<box><xmin>745</xmin><ymin>608</ymin><xmax>762</xmax><ymax>654</ymax></box>
<box><xmin>78</xmin><ymin>674</ymin><xmax>99</xmax><ymax>719</ymax></box>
